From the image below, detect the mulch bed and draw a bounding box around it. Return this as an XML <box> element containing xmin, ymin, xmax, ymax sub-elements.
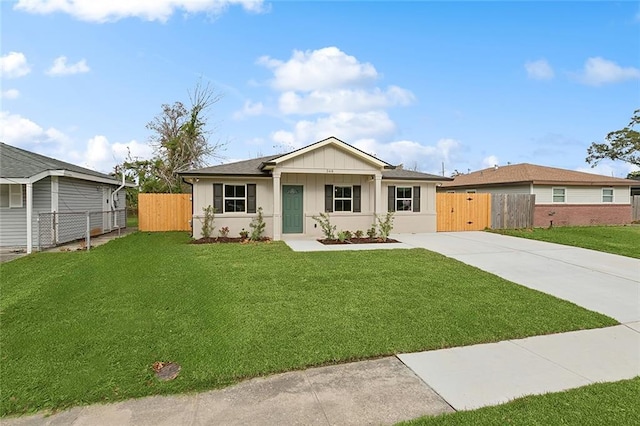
<box><xmin>318</xmin><ymin>237</ymin><xmax>400</xmax><ymax>245</ymax></box>
<box><xmin>191</xmin><ymin>237</ymin><xmax>271</xmax><ymax>244</ymax></box>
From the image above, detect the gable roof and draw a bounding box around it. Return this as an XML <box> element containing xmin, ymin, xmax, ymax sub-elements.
<box><xmin>441</xmin><ymin>163</ymin><xmax>637</xmax><ymax>188</ymax></box>
<box><xmin>261</xmin><ymin>136</ymin><xmax>393</xmax><ymax>169</ymax></box>
<box><xmin>0</xmin><ymin>142</ymin><xmax>125</xmax><ymax>185</ymax></box>
<box><xmin>179</xmin><ymin>137</ymin><xmax>450</xmax><ymax>181</ymax></box>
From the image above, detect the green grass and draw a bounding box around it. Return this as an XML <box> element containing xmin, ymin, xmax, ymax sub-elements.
<box><xmin>126</xmin><ymin>215</ymin><xmax>138</xmax><ymax>228</ymax></box>
<box><xmin>0</xmin><ymin>232</ymin><xmax>617</xmax><ymax>417</ymax></box>
<box><xmin>490</xmin><ymin>225</ymin><xmax>640</xmax><ymax>259</ymax></box>
<box><xmin>402</xmin><ymin>377</ymin><xmax>640</xmax><ymax>425</ymax></box>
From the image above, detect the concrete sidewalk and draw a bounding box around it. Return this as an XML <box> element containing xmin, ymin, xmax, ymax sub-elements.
<box><xmin>1</xmin><ymin>358</ymin><xmax>453</xmax><ymax>426</ymax></box>
<box><xmin>399</xmin><ymin>323</ymin><xmax>640</xmax><ymax>410</ymax></box>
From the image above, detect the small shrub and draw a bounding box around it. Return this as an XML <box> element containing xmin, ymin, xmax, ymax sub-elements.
<box><xmin>219</xmin><ymin>226</ymin><xmax>230</xmax><ymax>238</ymax></box>
<box><xmin>337</xmin><ymin>231</ymin><xmax>348</xmax><ymax>242</ymax></box>
<box><xmin>312</xmin><ymin>212</ymin><xmax>336</xmax><ymax>240</ymax></box>
<box><xmin>376</xmin><ymin>211</ymin><xmax>395</xmax><ymax>241</ymax></box>
<box><xmin>201</xmin><ymin>205</ymin><xmax>216</xmax><ymax>239</ymax></box>
<box><xmin>354</xmin><ymin>230</ymin><xmax>364</xmax><ymax>239</ymax></box>
<box><xmin>343</xmin><ymin>230</ymin><xmax>353</xmax><ymax>240</ymax></box>
<box><xmin>366</xmin><ymin>225</ymin><xmax>377</xmax><ymax>239</ymax></box>
<box><xmin>239</xmin><ymin>228</ymin><xmax>249</xmax><ymax>239</ymax></box>
<box><xmin>249</xmin><ymin>207</ymin><xmax>266</xmax><ymax>241</ymax></box>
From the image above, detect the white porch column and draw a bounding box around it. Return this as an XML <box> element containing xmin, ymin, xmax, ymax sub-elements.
<box><xmin>26</xmin><ymin>182</ymin><xmax>33</xmax><ymax>254</ymax></box>
<box><xmin>272</xmin><ymin>172</ymin><xmax>281</xmax><ymax>240</ymax></box>
<box><xmin>374</xmin><ymin>173</ymin><xmax>383</xmax><ymax>216</ymax></box>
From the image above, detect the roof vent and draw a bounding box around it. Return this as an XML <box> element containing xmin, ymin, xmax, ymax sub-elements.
<box><xmin>494</xmin><ymin>164</ymin><xmax>499</xmax><ymax>170</ymax></box>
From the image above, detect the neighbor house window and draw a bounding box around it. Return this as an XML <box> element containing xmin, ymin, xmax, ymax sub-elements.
<box><xmin>334</xmin><ymin>186</ymin><xmax>352</xmax><ymax>212</ymax></box>
<box><xmin>466</xmin><ymin>189</ymin><xmax>477</xmax><ymax>194</ymax></box>
<box><xmin>0</xmin><ymin>184</ymin><xmax>23</xmax><ymax>208</ymax></box>
<box><xmin>602</xmin><ymin>188</ymin><xmax>614</xmax><ymax>203</ymax></box>
<box><xmin>552</xmin><ymin>187</ymin><xmax>566</xmax><ymax>203</ymax></box>
<box><xmin>396</xmin><ymin>187</ymin><xmax>412</xmax><ymax>211</ymax></box>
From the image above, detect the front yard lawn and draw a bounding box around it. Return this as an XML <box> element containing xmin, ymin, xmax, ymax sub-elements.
<box><xmin>402</xmin><ymin>377</ymin><xmax>639</xmax><ymax>425</ymax></box>
<box><xmin>0</xmin><ymin>232</ymin><xmax>616</xmax><ymax>417</ymax></box>
<box><xmin>490</xmin><ymin>225</ymin><xmax>640</xmax><ymax>259</ymax></box>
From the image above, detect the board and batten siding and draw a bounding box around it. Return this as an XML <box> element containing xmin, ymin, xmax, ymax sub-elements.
<box><xmin>533</xmin><ymin>185</ymin><xmax>630</xmax><ymax>204</ymax></box>
<box><xmin>279</xmin><ymin>145</ymin><xmax>378</xmax><ymax>172</ymax></box>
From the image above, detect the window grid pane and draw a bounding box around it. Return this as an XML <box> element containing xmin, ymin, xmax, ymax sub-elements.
<box><xmin>334</xmin><ymin>186</ymin><xmax>352</xmax><ymax>212</ymax></box>
<box><xmin>396</xmin><ymin>187</ymin><xmax>412</xmax><ymax>211</ymax></box>
<box><xmin>224</xmin><ymin>185</ymin><xmax>246</xmax><ymax>213</ymax></box>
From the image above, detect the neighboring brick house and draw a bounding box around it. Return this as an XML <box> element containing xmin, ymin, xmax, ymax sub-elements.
<box><xmin>439</xmin><ymin>163</ymin><xmax>636</xmax><ymax>227</ymax></box>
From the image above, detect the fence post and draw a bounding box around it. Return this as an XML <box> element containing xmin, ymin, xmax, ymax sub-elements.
<box><xmin>86</xmin><ymin>211</ymin><xmax>91</xmax><ymax>251</ymax></box>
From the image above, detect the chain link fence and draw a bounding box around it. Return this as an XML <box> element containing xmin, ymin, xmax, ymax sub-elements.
<box><xmin>38</xmin><ymin>209</ymin><xmax>127</xmax><ymax>251</ymax></box>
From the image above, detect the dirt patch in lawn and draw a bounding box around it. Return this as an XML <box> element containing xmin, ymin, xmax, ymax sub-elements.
<box><xmin>191</xmin><ymin>237</ymin><xmax>271</xmax><ymax>244</ymax></box>
<box><xmin>318</xmin><ymin>238</ymin><xmax>400</xmax><ymax>245</ymax></box>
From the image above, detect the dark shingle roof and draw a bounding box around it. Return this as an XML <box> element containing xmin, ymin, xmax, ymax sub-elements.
<box><xmin>441</xmin><ymin>163</ymin><xmax>637</xmax><ymax>188</ymax></box>
<box><xmin>382</xmin><ymin>169</ymin><xmax>451</xmax><ymax>181</ymax></box>
<box><xmin>0</xmin><ymin>142</ymin><xmax>119</xmax><ymax>182</ymax></box>
<box><xmin>179</xmin><ymin>154</ymin><xmax>279</xmax><ymax>176</ymax></box>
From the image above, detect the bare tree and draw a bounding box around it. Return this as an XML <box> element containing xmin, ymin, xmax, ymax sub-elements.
<box><xmin>145</xmin><ymin>80</ymin><xmax>226</xmax><ymax>192</ymax></box>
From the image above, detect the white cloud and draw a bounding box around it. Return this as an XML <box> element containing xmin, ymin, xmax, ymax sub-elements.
<box><xmin>46</xmin><ymin>56</ymin><xmax>90</xmax><ymax>76</ymax></box>
<box><xmin>482</xmin><ymin>155</ymin><xmax>500</xmax><ymax>168</ymax></box>
<box><xmin>0</xmin><ymin>52</ymin><xmax>31</xmax><ymax>79</ymax></box>
<box><xmin>271</xmin><ymin>111</ymin><xmax>396</xmax><ymax>149</ymax></box>
<box><xmin>258</xmin><ymin>47</ymin><xmax>378</xmax><ymax>92</ymax></box>
<box><xmin>0</xmin><ymin>110</ymin><xmax>153</xmax><ymax>173</ymax></box>
<box><xmin>15</xmin><ymin>0</ymin><xmax>267</xmax><ymax>23</ymax></box>
<box><xmin>353</xmin><ymin>138</ymin><xmax>461</xmax><ymax>173</ymax></box>
<box><xmin>278</xmin><ymin>86</ymin><xmax>415</xmax><ymax>115</ymax></box>
<box><xmin>576</xmin><ymin>57</ymin><xmax>640</xmax><ymax>86</ymax></box>
<box><xmin>0</xmin><ymin>111</ymin><xmax>69</xmax><ymax>148</ymax></box>
<box><xmin>524</xmin><ymin>59</ymin><xmax>554</xmax><ymax>80</ymax></box>
<box><xmin>232</xmin><ymin>100</ymin><xmax>264</xmax><ymax>119</ymax></box>
<box><xmin>1</xmin><ymin>89</ymin><xmax>20</xmax><ymax>99</ymax></box>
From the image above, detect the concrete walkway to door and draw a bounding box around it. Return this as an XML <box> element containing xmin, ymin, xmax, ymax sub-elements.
<box><xmin>396</xmin><ymin>231</ymin><xmax>640</xmax><ymax>324</ymax></box>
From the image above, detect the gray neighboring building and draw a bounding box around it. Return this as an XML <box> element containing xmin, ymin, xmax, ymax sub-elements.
<box><xmin>0</xmin><ymin>142</ymin><xmax>134</xmax><ymax>253</ymax></box>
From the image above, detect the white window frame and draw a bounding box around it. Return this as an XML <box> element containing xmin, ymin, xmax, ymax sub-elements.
<box><xmin>224</xmin><ymin>184</ymin><xmax>246</xmax><ymax>213</ymax></box>
<box><xmin>396</xmin><ymin>186</ymin><xmax>413</xmax><ymax>211</ymax></box>
<box><xmin>552</xmin><ymin>187</ymin><xmax>566</xmax><ymax>203</ymax></box>
<box><xmin>0</xmin><ymin>184</ymin><xmax>23</xmax><ymax>208</ymax></box>
<box><xmin>602</xmin><ymin>188</ymin><xmax>614</xmax><ymax>203</ymax></box>
<box><xmin>334</xmin><ymin>185</ymin><xmax>352</xmax><ymax>212</ymax></box>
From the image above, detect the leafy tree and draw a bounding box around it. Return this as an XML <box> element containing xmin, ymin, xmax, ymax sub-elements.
<box><xmin>586</xmin><ymin>109</ymin><xmax>640</xmax><ymax>168</ymax></box>
<box><xmin>116</xmin><ymin>81</ymin><xmax>226</xmax><ymax>195</ymax></box>
<box><xmin>627</xmin><ymin>170</ymin><xmax>640</xmax><ymax>180</ymax></box>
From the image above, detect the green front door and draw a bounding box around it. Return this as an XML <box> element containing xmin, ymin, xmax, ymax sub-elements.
<box><xmin>282</xmin><ymin>185</ymin><xmax>303</xmax><ymax>233</ymax></box>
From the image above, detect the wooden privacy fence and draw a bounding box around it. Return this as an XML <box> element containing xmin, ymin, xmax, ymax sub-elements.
<box><xmin>437</xmin><ymin>193</ymin><xmax>491</xmax><ymax>231</ymax></box>
<box><xmin>437</xmin><ymin>193</ymin><xmax>535</xmax><ymax>231</ymax></box>
<box><xmin>138</xmin><ymin>193</ymin><xmax>192</xmax><ymax>231</ymax></box>
<box><xmin>633</xmin><ymin>196</ymin><xmax>640</xmax><ymax>222</ymax></box>
<box><xmin>491</xmin><ymin>194</ymin><xmax>536</xmax><ymax>229</ymax></box>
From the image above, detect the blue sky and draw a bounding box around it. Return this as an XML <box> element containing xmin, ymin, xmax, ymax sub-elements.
<box><xmin>1</xmin><ymin>1</ymin><xmax>639</xmax><ymax>178</ymax></box>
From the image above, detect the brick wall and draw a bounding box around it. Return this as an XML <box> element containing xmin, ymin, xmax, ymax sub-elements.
<box><xmin>534</xmin><ymin>204</ymin><xmax>632</xmax><ymax>227</ymax></box>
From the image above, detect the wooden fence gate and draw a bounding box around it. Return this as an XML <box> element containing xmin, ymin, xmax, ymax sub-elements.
<box><xmin>436</xmin><ymin>193</ymin><xmax>491</xmax><ymax>231</ymax></box>
<box><xmin>633</xmin><ymin>195</ymin><xmax>640</xmax><ymax>222</ymax></box>
<box><xmin>138</xmin><ymin>193</ymin><xmax>192</xmax><ymax>231</ymax></box>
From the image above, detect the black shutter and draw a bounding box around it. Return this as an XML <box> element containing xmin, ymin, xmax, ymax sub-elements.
<box><xmin>247</xmin><ymin>184</ymin><xmax>256</xmax><ymax>213</ymax></box>
<box><xmin>353</xmin><ymin>185</ymin><xmax>361</xmax><ymax>213</ymax></box>
<box><xmin>413</xmin><ymin>186</ymin><xmax>421</xmax><ymax>212</ymax></box>
<box><xmin>213</xmin><ymin>183</ymin><xmax>223</xmax><ymax>213</ymax></box>
<box><xmin>388</xmin><ymin>186</ymin><xmax>395</xmax><ymax>212</ymax></box>
<box><xmin>325</xmin><ymin>185</ymin><xmax>333</xmax><ymax>212</ymax></box>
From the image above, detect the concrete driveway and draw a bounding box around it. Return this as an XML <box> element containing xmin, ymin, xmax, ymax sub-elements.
<box><xmin>396</xmin><ymin>231</ymin><xmax>640</xmax><ymax>324</ymax></box>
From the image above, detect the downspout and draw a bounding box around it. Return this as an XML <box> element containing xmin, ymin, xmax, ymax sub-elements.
<box><xmin>182</xmin><ymin>176</ymin><xmax>194</xmax><ymax>235</ymax></box>
<box><xmin>110</xmin><ymin>172</ymin><xmax>126</xmax><ymax>228</ymax></box>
